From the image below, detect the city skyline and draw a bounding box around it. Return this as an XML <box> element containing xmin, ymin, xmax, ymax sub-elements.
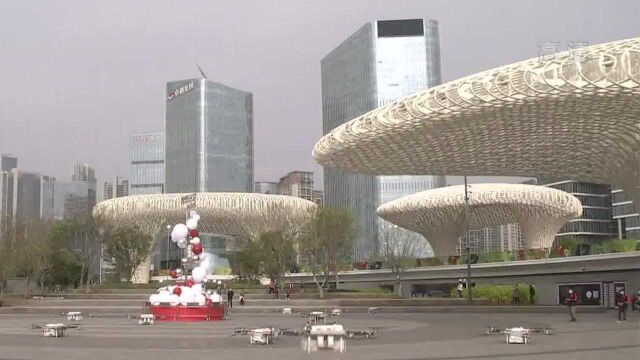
<box><xmin>1</xmin><ymin>0</ymin><xmax>637</xmax><ymax>186</ymax></box>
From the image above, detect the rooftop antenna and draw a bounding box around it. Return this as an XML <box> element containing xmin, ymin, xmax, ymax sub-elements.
<box><xmin>196</xmin><ymin>64</ymin><xmax>208</xmax><ymax>79</ymax></box>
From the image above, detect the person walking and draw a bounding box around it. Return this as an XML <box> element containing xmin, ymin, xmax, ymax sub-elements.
<box><xmin>239</xmin><ymin>293</ymin><xmax>245</xmax><ymax>306</ymax></box>
<box><xmin>529</xmin><ymin>284</ymin><xmax>536</xmax><ymax>304</ymax></box>
<box><xmin>227</xmin><ymin>288</ymin><xmax>235</xmax><ymax>309</ymax></box>
<box><xmin>616</xmin><ymin>289</ymin><xmax>629</xmax><ymax>323</ymax></box>
<box><xmin>566</xmin><ymin>288</ymin><xmax>578</xmax><ymax>322</ymax></box>
<box><xmin>632</xmin><ymin>290</ymin><xmax>640</xmax><ymax>311</ymax></box>
<box><xmin>456</xmin><ymin>279</ymin><xmax>464</xmax><ymax>298</ymax></box>
<box><xmin>511</xmin><ymin>284</ymin><xmax>520</xmax><ymax>305</ymax></box>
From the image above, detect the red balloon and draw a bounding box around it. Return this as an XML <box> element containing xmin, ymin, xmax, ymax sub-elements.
<box><xmin>172</xmin><ymin>287</ymin><xmax>182</xmax><ymax>296</ymax></box>
<box><xmin>190</xmin><ymin>229</ymin><xmax>199</xmax><ymax>238</ymax></box>
<box><xmin>185</xmin><ymin>280</ymin><xmax>195</xmax><ymax>287</ymax></box>
<box><xmin>192</xmin><ymin>243</ymin><xmax>203</xmax><ymax>255</ymax></box>
<box><xmin>169</xmin><ymin>269</ymin><xmax>178</xmax><ymax>279</ymax></box>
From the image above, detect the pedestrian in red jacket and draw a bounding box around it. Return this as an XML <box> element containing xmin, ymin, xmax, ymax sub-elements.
<box><xmin>616</xmin><ymin>290</ymin><xmax>629</xmax><ymax>323</ymax></box>
<box><xmin>565</xmin><ymin>289</ymin><xmax>578</xmax><ymax>322</ymax></box>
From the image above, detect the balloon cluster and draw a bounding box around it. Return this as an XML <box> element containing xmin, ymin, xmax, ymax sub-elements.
<box><xmin>149</xmin><ymin>211</ymin><xmax>218</xmax><ymax>306</ymax></box>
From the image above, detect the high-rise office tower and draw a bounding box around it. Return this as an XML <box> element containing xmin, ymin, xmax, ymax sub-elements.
<box><xmin>1</xmin><ymin>154</ymin><xmax>17</xmax><ymax>172</ymax></box>
<box><xmin>73</xmin><ymin>163</ymin><xmax>96</xmax><ymax>184</ymax></box>
<box><xmin>10</xmin><ymin>169</ymin><xmax>42</xmax><ymax>226</ymax></box>
<box><xmin>71</xmin><ymin>163</ymin><xmax>97</xmax><ymax>208</ymax></box>
<box><xmin>321</xmin><ymin>19</ymin><xmax>445</xmax><ymax>260</ymax></box>
<box><xmin>165</xmin><ymin>78</ymin><xmax>253</xmax><ymax>193</ymax></box>
<box><xmin>162</xmin><ymin>77</ymin><xmax>252</xmax><ymax>270</ymax></box>
<box><xmin>40</xmin><ymin>175</ymin><xmax>55</xmax><ymax>220</ymax></box>
<box><xmin>0</xmin><ymin>155</ymin><xmax>17</xmax><ymax>236</ymax></box>
<box><xmin>130</xmin><ymin>132</ymin><xmax>164</xmax><ymax>195</ymax></box>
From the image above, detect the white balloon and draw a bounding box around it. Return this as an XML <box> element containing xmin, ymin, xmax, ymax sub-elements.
<box><xmin>186</xmin><ymin>218</ymin><xmax>198</xmax><ymax>230</ymax></box>
<box><xmin>179</xmin><ymin>287</ymin><xmax>196</xmax><ymax>305</ymax></box>
<box><xmin>189</xmin><ymin>237</ymin><xmax>201</xmax><ymax>245</ymax></box>
<box><xmin>149</xmin><ymin>294</ymin><xmax>160</xmax><ymax>304</ymax></box>
<box><xmin>191</xmin><ymin>283</ymin><xmax>203</xmax><ymax>294</ymax></box>
<box><xmin>177</xmin><ymin>238</ymin><xmax>187</xmax><ymax>249</ymax></box>
<box><xmin>210</xmin><ymin>292</ymin><xmax>222</xmax><ymax>303</ymax></box>
<box><xmin>168</xmin><ymin>294</ymin><xmax>180</xmax><ymax>306</ymax></box>
<box><xmin>192</xmin><ymin>214</ymin><xmax>201</xmax><ymax>221</ymax></box>
<box><xmin>172</xmin><ymin>224</ymin><xmax>189</xmax><ymax>240</ymax></box>
<box><xmin>194</xmin><ymin>293</ymin><xmax>206</xmax><ymax>306</ymax></box>
<box><xmin>199</xmin><ymin>259</ymin><xmax>211</xmax><ymax>273</ymax></box>
<box><xmin>170</xmin><ymin>230</ymin><xmax>179</xmax><ymax>243</ymax></box>
<box><xmin>192</xmin><ymin>266</ymin><xmax>207</xmax><ymax>283</ymax></box>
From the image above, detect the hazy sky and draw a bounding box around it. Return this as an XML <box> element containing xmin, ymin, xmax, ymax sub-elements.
<box><xmin>1</xmin><ymin>0</ymin><xmax>638</xmax><ymax>188</ymax></box>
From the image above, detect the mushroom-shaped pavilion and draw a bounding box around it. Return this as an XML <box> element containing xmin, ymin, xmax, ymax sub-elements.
<box><xmin>377</xmin><ymin>184</ymin><xmax>583</xmax><ymax>256</ymax></box>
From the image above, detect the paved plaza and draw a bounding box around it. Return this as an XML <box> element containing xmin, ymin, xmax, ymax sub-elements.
<box><xmin>0</xmin><ymin>310</ymin><xmax>637</xmax><ymax>360</ymax></box>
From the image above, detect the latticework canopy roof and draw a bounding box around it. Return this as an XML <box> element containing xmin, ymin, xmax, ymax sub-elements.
<box><xmin>92</xmin><ymin>193</ymin><xmax>318</xmax><ymax>239</ymax></box>
<box><xmin>314</xmin><ymin>38</ymin><xmax>640</xmax><ymax>206</ymax></box>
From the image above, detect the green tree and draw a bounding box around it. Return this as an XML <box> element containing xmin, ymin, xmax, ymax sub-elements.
<box><xmin>12</xmin><ymin>219</ymin><xmax>54</xmax><ymax>297</ymax></box>
<box><xmin>380</xmin><ymin>229</ymin><xmax>425</xmax><ymax>297</ymax></box>
<box><xmin>230</xmin><ymin>240</ymin><xmax>264</xmax><ymax>280</ymax></box>
<box><xmin>300</xmin><ymin>206</ymin><xmax>356</xmax><ymax>298</ymax></box>
<box><xmin>258</xmin><ymin>231</ymin><xmax>297</xmax><ymax>290</ymax></box>
<box><xmin>105</xmin><ymin>227</ymin><xmax>153</xmax><ymax>283</ymax></box>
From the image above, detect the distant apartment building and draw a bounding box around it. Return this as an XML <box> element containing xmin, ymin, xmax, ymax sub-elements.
<box><xmin>458</xmin><ymin>224</ymin><xmax>523</xmax><ymax>256</ymax></box>
<box><xmin>103</xmin><ymin>177</ymin><xmax>129</xmax><ymax>200</ymax></box>
<box><xmin>313</xmin><ymin>190</ymin><xmax>324</xmax><ymax>205</ymax></box>
<box><xmin>278</xmin><ymin>171</ymin><xmax>315</xmax><ymax>201</ymax></box>
<box><xmin>130</xmin><ymin>132</ymin><xmax>164</xmax><ymax>195</ymax></box>
<box><xmin>254</xmin><ymin>181</ymin><xmax>279</xmax><ymax>195</ymax></box>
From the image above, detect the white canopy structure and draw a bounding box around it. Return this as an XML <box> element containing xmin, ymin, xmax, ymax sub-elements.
<box><xmin>92</xmin><ymin>193</ymin><xmax>318</xmax><ymax>239</ymax></box>
<box><xmin>377</xmin><ymin>184</ymin><xmax>583</xmax><ymax>256</ymax></box>
<box><xmin>314</xmin><ymin>38</ymin><xmax>640</xmax><ymax>208</ymax></box>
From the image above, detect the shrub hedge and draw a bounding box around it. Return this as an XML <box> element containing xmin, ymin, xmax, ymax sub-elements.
<box><xmin>450</xmin><ymin>283</ymin><xmax>532</xmax><ymax>304</ymax></box>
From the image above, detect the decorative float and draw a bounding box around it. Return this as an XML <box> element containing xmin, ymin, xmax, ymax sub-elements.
<box><xmin>148</xmin><ymin>211</ymin><xmax>226</xmax><ymax>321</ymax></box>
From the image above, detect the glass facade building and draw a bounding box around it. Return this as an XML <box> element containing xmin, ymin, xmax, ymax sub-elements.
<box><xmin>130</xmin><ymin>132</ymin><xmax>164</xmax><ymax>195</ymax></box>
<box><xmin>543</xmin><ymin>180</ymin><xmax>615</xmax><ymax>243</ymax></box>
<box><xmin>160</xmin><ymin>78</ymin><xmax>253</xmax><ymax>272</ymax></box>
<box><xmin>254</xmin><ymin>181</ymin><xmax>279</xmax><ymax>195</ymax></box>
<box><xmin>612</xmin><ymin>189</ymin><xmax>640</xmax><ymax>239</ymax></box>
<box><xmin>165</xmin><ymin>79</ymin><xmax>253</xmax><ymax>193</ymax></box>
<box><xmin>321</xmin><ymin>19</ymin><xmax>445</xmax><ymax>260</ymax></box>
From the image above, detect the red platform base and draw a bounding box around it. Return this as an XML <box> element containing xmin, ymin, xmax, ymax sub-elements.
<box><xmin>149</xmin><ymin>303</ymin><xmax>226</xmax><ymax>322</ymax></box>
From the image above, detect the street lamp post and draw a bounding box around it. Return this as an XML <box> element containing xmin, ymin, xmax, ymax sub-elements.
<box><xmin>166</xmin><ymin>224</ymin><xmax>172</xmax><ymax>271</ymax></box>
<box><xmin>464</xmin><ymin>176</ymin><xmax>472</xmax><ymax>301</ymax></box>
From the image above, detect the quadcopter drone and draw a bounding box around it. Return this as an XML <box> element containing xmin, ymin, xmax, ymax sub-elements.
<box><xmin>485</xmin><ymin>326</ymin><xmax>554</xmax><ymax>344</ymax></box>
